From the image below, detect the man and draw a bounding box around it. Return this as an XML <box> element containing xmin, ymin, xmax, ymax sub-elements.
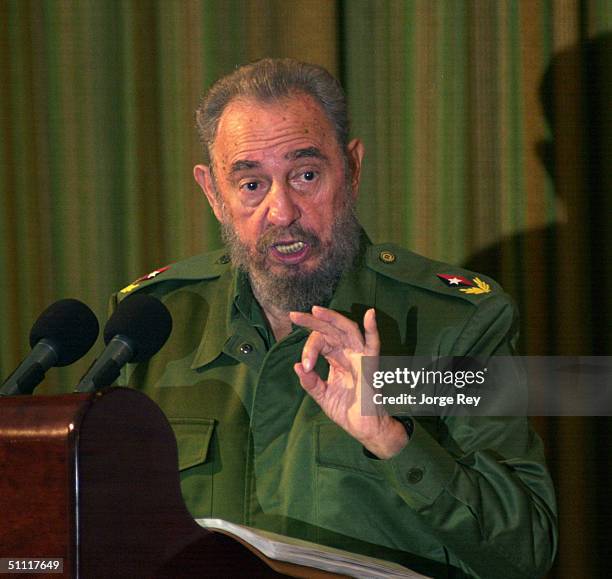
<box><xmin>115</xmin><ymin>58</ymin><xmax>557</xmax><ymax>578</ymax></box>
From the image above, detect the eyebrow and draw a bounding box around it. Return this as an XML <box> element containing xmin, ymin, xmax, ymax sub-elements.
<box><xmin>285</xmin><ymin>147</ymin><xmax>328</xmax><ymax>161</ymax></box>
<box><xmin>229</xmin><ymin>159</ymin><xmax>261</xmax><ymax>174</ymax></box>
<box><xmin>229</xmin><ymin>147</ymin><xmax>328</xmax><ymax>175</ymax></box>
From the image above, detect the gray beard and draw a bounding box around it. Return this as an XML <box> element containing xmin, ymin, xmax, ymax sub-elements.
<box><xmin>220</xmin><ymin>202</ymin><xmax>361</xmax><ymax>313</ymax></box>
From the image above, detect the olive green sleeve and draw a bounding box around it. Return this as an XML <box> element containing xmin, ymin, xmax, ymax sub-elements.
<box><xmin>368</xmin><ymin>295</ymin><xmax>558</xmax><ymax>579</ymax></box>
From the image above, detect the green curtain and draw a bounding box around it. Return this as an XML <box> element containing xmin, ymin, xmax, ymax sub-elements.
<box><xmin>1</xmin><ymin>1</ymin><xmax>610</xmax><ymax>577</ymax></box>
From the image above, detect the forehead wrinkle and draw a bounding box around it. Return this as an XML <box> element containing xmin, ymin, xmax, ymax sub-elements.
<box><xmin>223</xmin><ymin>134</ymin><xmax>325</xmax><ymax>168</ymax></box>
<box><xmin>221</xmin><ymin>110</ymin><xmax>316</xmax><ymax>142</ymax></box>
<box><xmin>214</xmin><ymin>96</ymin><xmax>339</xmax><ymax>176</ymax></box>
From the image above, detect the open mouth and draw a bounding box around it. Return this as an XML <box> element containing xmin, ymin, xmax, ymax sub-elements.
<box><xmin>269</xmin><ymin>240</ymin><xmax>310</xmax><ymax>263</ymax></box>
<box><xmin>273</xmin><ymin>241</ymin><xmax>305</xmax><ymax>254</ymax></box>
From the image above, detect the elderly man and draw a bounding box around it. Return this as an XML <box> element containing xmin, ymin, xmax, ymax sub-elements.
<box><xmin>115</xmin><ymin>59</ymin><xmax>557</xmax><ymax>578</ymax></box>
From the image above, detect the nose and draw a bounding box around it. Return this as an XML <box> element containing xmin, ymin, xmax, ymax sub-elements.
<box><xmin>266</xmin><ymin>182</ymin><xmax>300</xmax><ymax>227</ymax></box>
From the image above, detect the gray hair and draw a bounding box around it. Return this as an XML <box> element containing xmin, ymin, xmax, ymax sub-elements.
<box><xmin>195</xmin><ymin>58</ymin><xmax>349</xmax><ymax>164</ymax></box>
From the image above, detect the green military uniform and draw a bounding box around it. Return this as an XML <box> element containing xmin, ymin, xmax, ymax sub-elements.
<box><xmin>114</xmin><ymin>236</ymin><xmax>557</xmax><ymax>579</ymax></box>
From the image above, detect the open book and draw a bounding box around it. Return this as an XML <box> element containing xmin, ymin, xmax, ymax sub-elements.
<box><xmin>195</xmin><ymin>518</ymin><xmax>429</xmax><ymax>578</ymax></box>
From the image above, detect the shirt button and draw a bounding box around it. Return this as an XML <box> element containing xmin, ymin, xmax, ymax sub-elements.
<box><xmin>406</xmin><ymin>467</ymin><xmax>423</xmax><ymax>484</ymax></box>
<box><xmin>379</xmin><ymin>250</ymin><xmax>396</xmax><ymax>264</ymax></box>
<box><xmin>239</xmin><ymin>343</ymin><xmax>253</xmax><ymax>355</ymax></box>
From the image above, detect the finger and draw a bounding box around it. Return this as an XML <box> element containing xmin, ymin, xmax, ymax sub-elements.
<box><xmin>294</xmin><ymin>362</ymin><xmax>327</xmax><ymax>404</ymax></box>
<box><xmin>363</xmin><ymin>308</ymin><xmax>380</xmax><ymax>356</ymax></box>
<box><xmin>311</xmin><ymin>306</ymin><xmax>365</xmax><ymax>350</ymax></box>
<box><xmin>302</xmin><ymin>330</ymin><xmax>354</xmax><ymax>372</ymax></box>
<box><xmin>289</xmin><ymin>311</ymin><xmax>344</xmax><ymax>343</ymax></box>
<box><xmin>301</xmin><ymin>331</ymin><xmax>327</xmax><ymax>372</ymax></box>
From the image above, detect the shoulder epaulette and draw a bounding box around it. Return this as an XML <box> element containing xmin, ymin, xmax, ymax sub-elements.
<box><xmin>118</xmin><ymin>248</ymin><xmax>231</xmax><ymax>298</ymax></box>
<box><xmin>366</xmin><ymin>242</ymin><xmax>503</xmax><ymax>304</ymax></box>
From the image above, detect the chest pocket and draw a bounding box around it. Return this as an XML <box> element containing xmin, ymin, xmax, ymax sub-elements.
<box><xmin>169</xmin><ymin>417</ymin><xmax>216</xmax><ymax>518</ymax></box>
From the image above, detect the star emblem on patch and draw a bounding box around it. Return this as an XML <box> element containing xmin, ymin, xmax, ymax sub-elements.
<box><xmin>119</xmin><ymin>265</ymin><xmax>171</xmax><ymax>294</ymax></box>
<box><xmin>436</xmin><ymin>274</ymin><xmax>474</xmax><ymax>287</ymax></box>
<box><xmin>437</xmin><ymin>274</ymin><xmax>492</xmax><ymax>295</ymax></box>
<box><xmin>135</xmin><ymin>266</ymin><xmax>171</xmax><ymax>284</ymax></box>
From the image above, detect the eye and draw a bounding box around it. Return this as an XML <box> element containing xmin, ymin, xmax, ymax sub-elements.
<box><xmin>293</xmin><ymin>169</ymin><xmax>318</xmax><ymax>184</ymax></box>
<box><xmin>241</xmin><ymin>181</ymin><xmax>260</xmax><ymax>192</ymax></box>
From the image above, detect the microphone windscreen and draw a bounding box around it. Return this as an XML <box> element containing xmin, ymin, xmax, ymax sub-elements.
<box><xmin>29</xmin><ymin>299</ymin><xmax>100</xmax><ymax>366</ymax></box>
<box><xmin>104</xmin><ymin>294</ymin><xmax>172</xmax><ymax>363</ymax></box>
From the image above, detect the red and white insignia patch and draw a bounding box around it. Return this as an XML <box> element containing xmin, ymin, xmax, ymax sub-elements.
<box><xmin>134</xmin><ymin>266</ymin><xmax>171</xmax><ymax>284</ymax></box>
<box><xmin>436</xmin><ymin>274</ymin><xmax>474</xmax><ymax>287</ymax></box>
<box><xmin>120</xmin><ymin>266</ymin><xmax>171</xmax><ymax>294</ymax></box>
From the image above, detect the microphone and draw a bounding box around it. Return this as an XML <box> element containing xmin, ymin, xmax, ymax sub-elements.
<box><xmin>1</xmin><ymin>299</ymin><xmax>99</xmax><ymax>396</ymax></box>
<box><xmin>75</xmin><ymin>294</ymin><xmax>172</xmax><ymax>392</ymax></box>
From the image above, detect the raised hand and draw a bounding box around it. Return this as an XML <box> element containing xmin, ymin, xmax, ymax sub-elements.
<box><xmin>289</xmin><ymin>306</ymin><xmax>408</xmax><ymax>459</ymax></box>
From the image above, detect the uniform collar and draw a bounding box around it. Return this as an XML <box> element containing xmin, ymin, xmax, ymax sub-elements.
<box><xmin>327</xmin><ymin>231</ymin><xmax>377</xmax><ymax>322</ymax></box>
<box><xmin>232</xmin><ymin>269</ymin><xmax>272</xmax><ymax>340</ymax></box>
<box><xmin>191</xmin><ymin>267</ymin><xmax>236</xmax><ymax>369</ymax></box>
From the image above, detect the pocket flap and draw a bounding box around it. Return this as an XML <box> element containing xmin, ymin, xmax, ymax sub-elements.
<box><xmin>169</xmin><ymin>418</ymin><xmax>216</xmax><ymax>471</ymax></box>
<box><xmin>316</xmin><ymin>422</ymin><xmax>382</xmax><ymax>479</ymax></box>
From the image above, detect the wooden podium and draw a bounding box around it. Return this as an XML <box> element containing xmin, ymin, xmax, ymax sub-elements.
<box><xmin>0</xmin><ymin>388</ymin><xmax>312</xmax><ymax>578</ymax></box>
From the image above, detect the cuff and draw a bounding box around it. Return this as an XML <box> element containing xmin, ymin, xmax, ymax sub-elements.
<box><xmin>365</xmin><ymin>419</ymin><xmax>458</xmax><ymax>510</ymax></box>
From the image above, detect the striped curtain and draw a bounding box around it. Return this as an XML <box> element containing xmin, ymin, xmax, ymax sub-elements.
<box><xmin>1</xmin><ymin>1</ymin><xmax>610</xmax><ymax>577</ymax></box>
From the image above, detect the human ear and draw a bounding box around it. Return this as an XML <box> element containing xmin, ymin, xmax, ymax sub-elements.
<box><xmin>346</xmin><ymin>139</ymin><xmax>365</xmax><ymax>200</ymax></box>
<box><xmin>194</xmin><ymin>164</ymin><xmax>225</xmax><ymax>222</ymax></box>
